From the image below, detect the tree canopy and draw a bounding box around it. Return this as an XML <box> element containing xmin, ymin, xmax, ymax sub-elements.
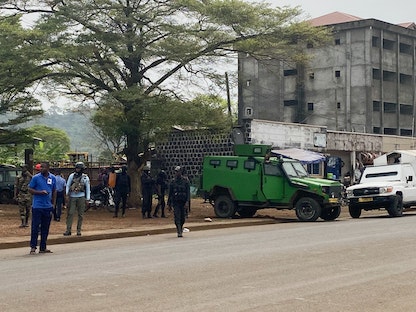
<box><xmin>0</xmin><ymin>14</ymin><xmax>44</xmax><ymax>145</ymax></box>
<box><xmin>0</xmin><ymin>0</ymin><xmax>329</xmax><ymax>204</ymax></box>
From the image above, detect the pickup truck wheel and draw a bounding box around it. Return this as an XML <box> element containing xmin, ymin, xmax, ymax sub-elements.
<box><xmin>387</xmin><ymin>195</ymin><xmax>403</xmax><ymax>217</ymax></box>
<box><xmin>348</xmin><ymin>204</ymin><xmax>361</xmax><ymax>218</ymax></box>
<box><xmin>295</xmin><ymin>197</ymin><xmax>321</xmax><ymax>221</ymax></box>
<box><xmin>214</xmin><ymin>195</ymin><xmax>236</xmax><ymax>218</ymax></box>
<box><xmin>320</xmin><ymin>206</ymin><xmax>341</xmax><ymax>221</ymax></box>
<box><xmin>238</xmin><ymin>208</ymin><xmax>257</xmax><ymax>218</ymax></box>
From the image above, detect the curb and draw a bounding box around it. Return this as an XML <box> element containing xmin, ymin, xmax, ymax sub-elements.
<box><xmin>0</xmin><ymin>219</ymin><xmax>276</xmax><ymax>250</ymax></box>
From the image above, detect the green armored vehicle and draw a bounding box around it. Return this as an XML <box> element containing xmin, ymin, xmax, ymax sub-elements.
<box><xmin>201</xmin><ymin>145</ymin><xmax>342</xmax><ymax>222</ymax></box>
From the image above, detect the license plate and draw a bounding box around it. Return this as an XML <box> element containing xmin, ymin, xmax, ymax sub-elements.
<box><xmin>358</xmin><ymin>197</ymin><xmax>373</xmax><ymax>203</ymax></box>
<box><xmin>328</xmin><ymin>198</ymin><xmax>339</xmax><ymax>203</ymax></box>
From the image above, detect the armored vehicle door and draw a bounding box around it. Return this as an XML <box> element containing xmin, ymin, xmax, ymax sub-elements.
<box><xmin>262</xmin><ymin>162</ymin><xmax>284</xmax><ymax>201</ymax></box>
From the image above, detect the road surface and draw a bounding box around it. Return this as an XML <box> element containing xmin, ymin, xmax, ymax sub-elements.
<box><xmin>1</xmin><ymin>214</ymin><xmax>416</xmax><ymax>311</ymax></box>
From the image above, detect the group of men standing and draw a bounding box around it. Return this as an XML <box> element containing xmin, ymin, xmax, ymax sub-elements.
<box><xmin>15</xmin><ymin>161</ymin><xmax>91</xmax><ymax>254</ymax></box>
<box><xmin>15</xmin><ymin>162</ymin><xmax>191</xmax><ymax>254</ymax></box>
<box><xmin>141</xmin><ymin>165</ymin><xmax>190</xmax><ymax>237</ymax></box>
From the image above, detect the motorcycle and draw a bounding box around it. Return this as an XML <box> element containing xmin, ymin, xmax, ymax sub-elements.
<box><xmin>86</xmin><ymin>184</ymin><xmax>115</xmax><ymax>212</ymax></box>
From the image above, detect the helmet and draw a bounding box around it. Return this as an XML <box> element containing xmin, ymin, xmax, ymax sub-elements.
<box><xmin>75</xmin><ymin>162</ymin><xmax>85</xmax><ymax>169</ymax></box>
<box><xmin>174</xmin><ymin>166</ymin><xmax>181</xmax><ymax>172</ymax></box>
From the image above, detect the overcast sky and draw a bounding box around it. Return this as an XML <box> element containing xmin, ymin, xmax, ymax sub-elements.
<box><xmin>267</xmin><ymin>0</ymin><xmax>416</xmax><ymax>24</ymax></box>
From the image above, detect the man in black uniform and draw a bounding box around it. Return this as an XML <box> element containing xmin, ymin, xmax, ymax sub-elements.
<box><xmin>141</xmin><ymin>165</ymin><xmax>154</xmax><ymax>218</ymax></box>
<box><xmin>153</xmin><ymin>168</ymin><xmax>168</xmax><ymax>218</ymax></box>
<box><xmin>167</xmin><ymin>166</ymin><xmax>190</xmax><ymax>237</ymax></box>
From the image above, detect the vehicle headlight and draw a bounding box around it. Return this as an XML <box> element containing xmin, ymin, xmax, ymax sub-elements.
<box><xmin>379</xmin><ymin>186</ymin><xmax>393</xmax><ymax>194</ymax></box>
<box><xmin>321</xmin><ymin>186</ymin><xmax>329</xmax><ymax>194</ymax></box>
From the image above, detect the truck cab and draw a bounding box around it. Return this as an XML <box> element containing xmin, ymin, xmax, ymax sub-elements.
<box><xmin>346</xmin><ymin>163</ymin><xmax>416</xmax><ymax>218</ymax></box>
<box><xmin>202</xmin><ymin>144</ymin><xmax>343</xmax><ymax>222</ymax></box>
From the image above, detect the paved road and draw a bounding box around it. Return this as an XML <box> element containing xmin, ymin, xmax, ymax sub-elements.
<box><xmin>1</xmin><ymin>214</ymin><xmax>416</xmax><ymax>311</ymax></box>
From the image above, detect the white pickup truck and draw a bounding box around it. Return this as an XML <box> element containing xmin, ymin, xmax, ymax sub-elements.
<box><xmin>346</xmin><ymin>162</ymin><xmax>416</xmax><ymax>218</ymax></box>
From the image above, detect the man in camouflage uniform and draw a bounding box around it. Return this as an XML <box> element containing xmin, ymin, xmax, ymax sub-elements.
<box><xmin>14</xmin><ymin>164</ymin><xmax>32</xmax><ymax>228</ymax></box>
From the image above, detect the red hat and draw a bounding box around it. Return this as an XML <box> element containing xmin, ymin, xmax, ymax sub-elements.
<box><xmin>35</xmin><ymin>163</ymin><xmax>41</xmax><ymax>170</ymax></box>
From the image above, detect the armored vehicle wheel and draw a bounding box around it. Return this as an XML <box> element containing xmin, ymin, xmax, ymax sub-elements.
<box><xmin>387</xmin><ymin>195</ymin><xmax>403</xmax><ymax>217</ymax></box>
<box><xmin>295</xmin><ymin>197</ymin><xmax>321</xmax><ymax>221</ymax></box>
<box><xmin>214</xmin><ymin>195</ymin><xmax>236</xmax><ymax>218</ymax></box>
<box><xmin>348</xmin><ymin>204</ymin><xmax>361</xmax><ymax>218</ymax></box>
<box><xmin>0</xmin><ymin>190</ymin><xmax>12</xmax><ymax>204</ymax></box>
<box><xmin>238</xmin><ymin>208</ymin><xmax>257</xmax><ymax>218</ymax></box>
<box><xmin>320</xmin><ymin>206</ymin><xmax>341</xmax><ymax>221</ymax></box>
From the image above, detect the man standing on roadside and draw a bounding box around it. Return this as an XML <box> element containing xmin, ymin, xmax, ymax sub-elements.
<box><xmin>113</xmin><ymin>165</ymin><xmax>131</xmax><ymax>218</ymax></box>
<box><xmin>141</xmin><ymin>165</ymin><xmax>154</xmax><ymax>218</ymax></box>
<box><xmin>53</xmin><ymin>169</ymin><xmax>66</xmax><ymax>222</ymax></box>
<box><xmin>28</xmin><ymin>162</ymin><xmax>56</xmax><ymax>254</ymax></box>
<box><xmin>64</xmin><ymin>162</ymin><xmax>90</xmax><ymax>236</ymax></box>
<box><xmin>168</xmin><ymin>166</ymin><xmax>190</xmax><ymax>237</ymax></box>
<box><xmin>14</xmin><ymin>164</ymin><xmax>32</xmax><ymax>228</ymax></box>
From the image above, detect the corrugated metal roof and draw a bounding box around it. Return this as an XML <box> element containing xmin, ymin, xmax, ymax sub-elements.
<box><xmin>309</xmin><ymin>11</ymin><xmax>362</xmax><ymax>26</ymax></box>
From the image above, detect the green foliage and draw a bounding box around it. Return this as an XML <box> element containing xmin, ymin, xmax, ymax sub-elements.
<box><xmin>0</xmin><ymin>14</ymin><xmax>44</xmax><ymax>145</ymax></box>
<box><xmin>25</xmin><ymin>125</ymin><xmax>71</xmax><ymax>163</ymax></box>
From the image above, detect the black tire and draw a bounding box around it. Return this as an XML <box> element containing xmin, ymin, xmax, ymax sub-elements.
<box><xmin>348</xmin><ymin>204</ymin><xmax>361</xmax><ymax>218</ymax></box>
<box><xmin>387</xmin><ymin>195</ymin><xmax>403</xmax><ymax>217</ymax></box>
<box><xmin>295</xmin><ymin>197</ymin><xmax>321</xmax><ymax>222</ymax></box>
<box><xmin>238</xmin><ymin>208</ymin><xmax>257</xmax><ymax>218</ymax></box>
<box><xmin>106</xmin><ymin>204</ymin><xmax>115</xmax><ymax>213</ymax></box>
<box><xmin>0</xmin><ymin>190</ymin><xmax>12</xmax><ymax>204</ymax></box>
<box><xmin>214</xmin><ymin>195</ymin><xmax>236</xmax><ymax>218</ymax></box>
<box><xmin>320</xmin><ymin>206</ymin><xmax>341</xmax><ymax>221</ymax></box>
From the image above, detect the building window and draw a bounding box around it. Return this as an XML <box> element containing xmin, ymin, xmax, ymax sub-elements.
<box><xmin>400</xmin><ymin>73</ymin><xmax>412</xmax><ymax>85</ymax></box>
<box><xmin>334</xmin><ymin>38</ymin><xmax>341</xmax><ymax>45</ymax></box>
<box><xmin>335</xmin><ymin>70</ymin><xmax>341</xmax><ymax>78</ymax></box>
<box><xmin>284</xmin><ymin>100</ymin><xmax>298</xmax><ymax>106</ymax></box>
<box><xmin>383</xmin><ymin>38</ymin><xmax>395</xmax><ymax>50</ymax></box>
<box><xmin>337</xmin><ymin>102</ymin><xmax>341</xmax><ymax>109</ymax></box>
<box><xmin>400</xmin><ymin>43</ymin><xmax>412</xmax><ymax>54</ymax></box>
<box><xmin>373</xmin><ymin>101</ymin><xmax>380</xmax><ymax>111</ymax></box>
<box><xmin>309</xmin><ymin>72</ymin><xmax>315</xmax><ymax>79</ymax></box>
<box><xmin>373</xmin><ymin>127</ymin><xmax>381</xmax><ymax>134</ymax></box>
<box><xmin>372</xmin><ymin>36</ymin><xmax>379</xmax><ymax>47</ymax></box>
<box><xmin>400</xmin><ymin>129</ymin><xmax>413</xmax><ymax>136</ymax></box>
<box><xmin>373</xmin><ymin>68</ymin><xmax>381</xmax><ymax>80</ymax></box>
<box><xmin>384</xmin><ymin>102</ymin><xmax>397</xmax><ymax>113</ymax></box>
<box><xmin>400</xmin><ymin>104</ymin><xmax>413</xmax><ymax>115</ymax></box>
<box><xmin>383</xmin><ymin>70</ymin><xmax>396</xmax><ymax>82</ymax></box>
<box><xmin>283</xmin><ymin>69</ymin><xmax>297</xmax><ymax>76</ymax></box>
<box><xmin>384</xmin><ymin>128</ymin><xmax>397</xmax><ymax>135</ymax></box>
<box><xmin>307</xmin><ymin>102</ymin><xmax>314</xmax><ymax>111</ymax></box>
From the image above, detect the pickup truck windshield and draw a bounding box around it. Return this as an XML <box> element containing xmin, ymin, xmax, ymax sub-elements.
<box><xmin>282</xmin><ymin>162</ymin><xmax>309</xmax><ymax>178</ymax></box>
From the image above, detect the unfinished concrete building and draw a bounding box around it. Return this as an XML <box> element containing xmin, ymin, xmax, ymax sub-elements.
<box><xmin>238</xmin><ymin>12</ymin><xmax>416</xmax><ymax>136</ymax></box>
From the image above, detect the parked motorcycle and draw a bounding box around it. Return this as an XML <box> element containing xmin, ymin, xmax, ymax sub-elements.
<box><xmin>86</xmin><ymin>184</ymin><xmax>115</xmax><ymax>212</ymax></box>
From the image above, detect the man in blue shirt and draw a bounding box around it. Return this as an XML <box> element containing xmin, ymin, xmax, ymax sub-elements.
<box><xmin>28</xmin><ymin>162</ymin><xmax>57</xmax><ymax>254</ymax></box>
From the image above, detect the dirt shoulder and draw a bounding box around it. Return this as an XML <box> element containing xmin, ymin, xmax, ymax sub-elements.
<box><xmin>0</xmin><ymin>198</ymin><xmax>391</xmax><ymax>240</ymax></box>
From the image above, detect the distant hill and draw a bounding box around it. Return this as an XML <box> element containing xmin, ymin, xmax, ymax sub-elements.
<box><xmin>28</xmin><ymin>111</ymin><xmax>104</xmax><ymax>160</ymax></box>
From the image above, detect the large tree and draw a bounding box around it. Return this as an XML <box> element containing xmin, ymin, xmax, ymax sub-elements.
<box><xmin>0</xmin><ymin>0</ymin><xmax>329</xmax><ymax>205</ymax></box>
<box><xmin>0</xmin><ymin>14</ymin><xmax>44</xmax><ymax>145</ymax></box>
